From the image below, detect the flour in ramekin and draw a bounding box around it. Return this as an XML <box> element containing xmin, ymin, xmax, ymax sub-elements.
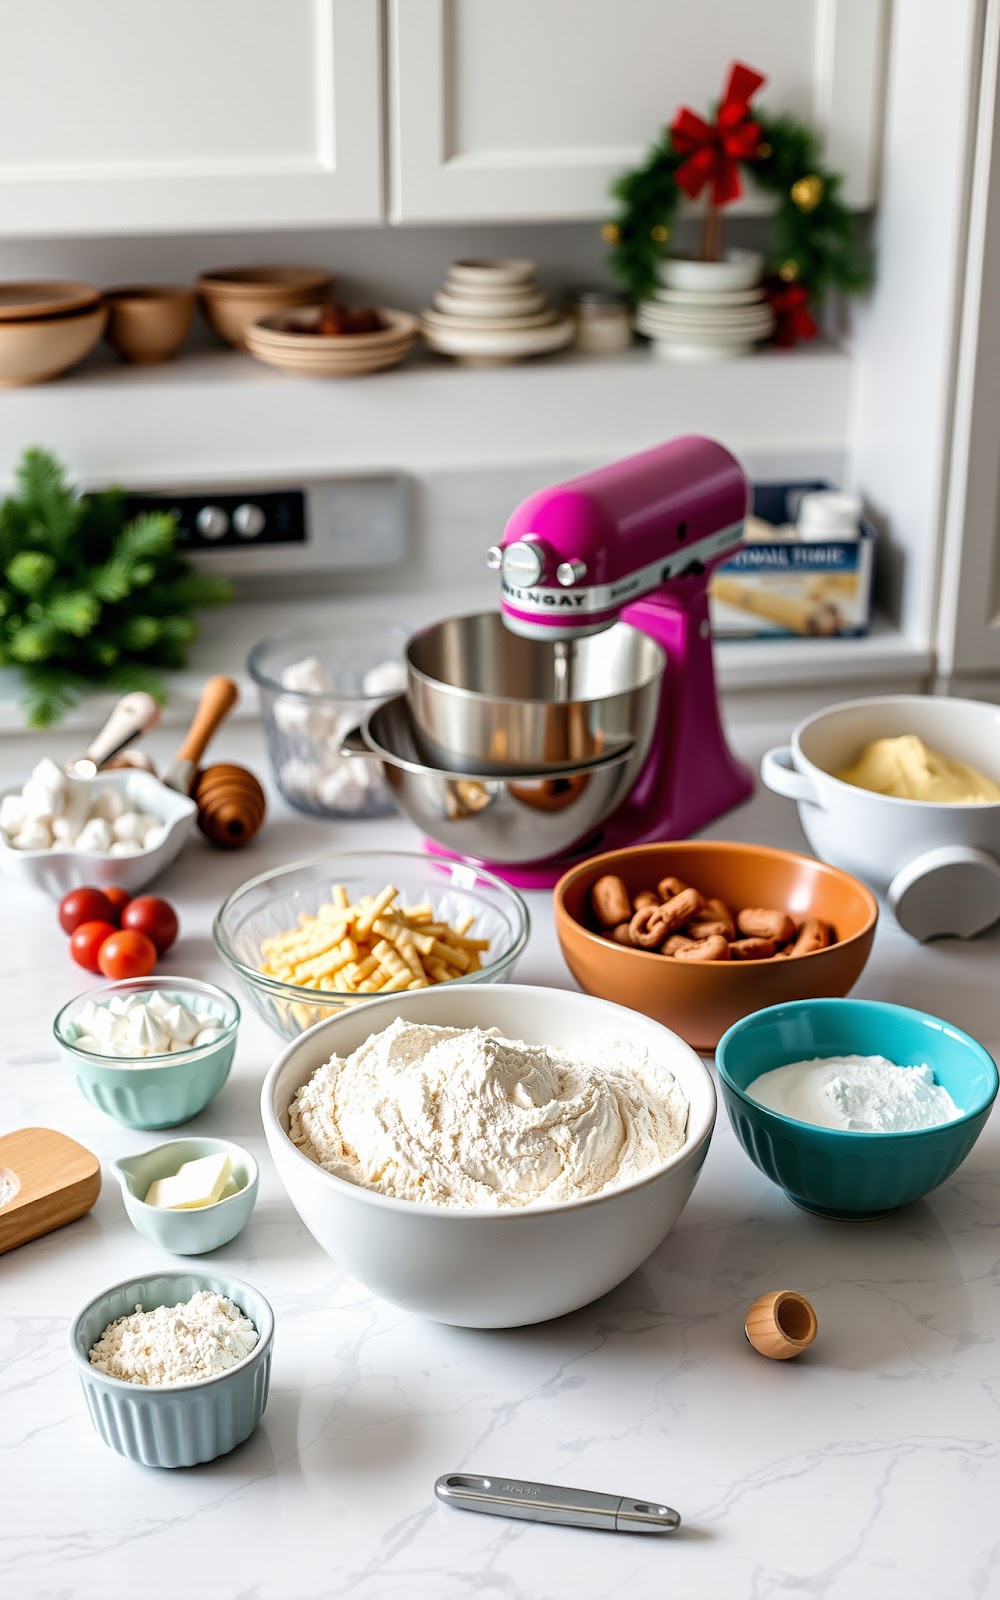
<box><xmin>288</xmin><ymin>1017</ymin><xmax>689</xmax><ymax>1208</ymax></box>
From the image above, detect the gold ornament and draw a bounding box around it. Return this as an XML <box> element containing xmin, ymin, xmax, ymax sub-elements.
<box><xmin>778</xmin><ymin>259</ymin><xmax>800</xmax><ymax>283</ymax></box>
<box><xmin>651</xmin><ymin>224</ymin><xmax>670</xmax><ymax>244</ymax></box>
<box><xmin>601</xmin><ymin>222</ymin><xmax>621</xmax><ymax>244</ymax></box>
<box><xmin>756</xmin><ymin>141</ymin><xmax>772</xmax><ymax>159</ymax></box>
<box><xmin>791</xmin><ymin>174</ymin><xmax>824</xmax><ymax>212</ymax></box>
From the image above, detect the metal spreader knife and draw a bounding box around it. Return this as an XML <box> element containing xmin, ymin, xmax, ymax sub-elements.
<box><xmin>435</xmin><ymin>1473</ymin><xmax>681</xmax><ymax>1536</ymax></box>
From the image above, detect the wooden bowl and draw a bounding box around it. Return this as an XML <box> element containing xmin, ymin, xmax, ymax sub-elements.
<box><xmin>0</xmin><ymin>304</ymin><xmax>107</xmax><ymax>386</ymax></box>
<box><xmin>104</xmin><ymin>285</ymin><xmax>194</xmax><ymax>364</ymax></box>
<box><xmin>0</xmin><ymin>280</ymin><xmax>102</xmax><ymax>321</ymax></box>
<box><xmin>245</xmin><ymin>309</ymin><xmax>417</xmax><ymax>378</ymax></box>
<box><xmin>554</xmin><ymin>840</ymin><xmax>879</xmax><ymax>1053</ymax></box>
<box><xmin>196</xmin><ymin>266</ymin><xmax>332</xmax><ymax>348</ymax></box>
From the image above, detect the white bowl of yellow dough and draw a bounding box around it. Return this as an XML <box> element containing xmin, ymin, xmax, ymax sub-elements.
<box><xmin>261</xmin><ymin>983</ymin><xmax>716</xmax><ymax>1327</ymax></box>
<box><xmin>761</xmin><ymin>694</ymin><xmax>1000</xmax><ymax>938</ymax></box>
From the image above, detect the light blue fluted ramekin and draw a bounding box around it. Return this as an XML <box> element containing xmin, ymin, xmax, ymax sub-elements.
<box><xmin>54</xmin><ymin>976</ymin><xmax>239</xmax><ymax>1129</ymax></box>
<box><xmin>110</xmin><ymin>1137</ymin><xmax>258</xmax><ymax>1255</ymax></box>
<box><xmin>717</xmin><ymin>997</ymin><xmax>999</xmax><ymax>1218</ymax></box>
<box><xmin>69</xmin><ymin>1268</ymin><xmax>273</xmax><ymax>1468</ymax></box>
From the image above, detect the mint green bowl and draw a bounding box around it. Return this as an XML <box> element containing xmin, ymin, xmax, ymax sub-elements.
<box><xmin>716</xmin><ymin>998</ymin><xmax>998</xmax><ymax>1219</ymax></box>
<box><xmin>69</xmin><ymin>1268</ymin><xmax>274</xmax><ymax>1468</ymax></box>
<box><xmin>110</xmin><ymin>1137</ymin><xmax>258</xmax><ymax>1255</ymax></box>
<box><xmin>54</xmin><ymin>976</ymin><xmax>239</xmax><ymax>1129</ymax></box>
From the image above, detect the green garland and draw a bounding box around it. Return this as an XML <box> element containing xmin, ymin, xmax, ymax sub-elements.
<box><xmin>605</xmin><ymin>108</ymin><xmax>872</xmax><ymax>313</ymax></box>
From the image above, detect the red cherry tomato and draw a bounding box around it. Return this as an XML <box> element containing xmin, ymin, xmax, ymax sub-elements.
<box><xmin>121</xmin><ymin>895</ymin><xmax>179</xmax><ymax>955</ymax></box>
<box><xmin>101</xmin><ymin>886</ymin><xmax>131</xmax><ymax>923</ymax></box>
<box><xmin>69</xmin><ymin>919</ymin><xmax>118</xmax><ymax>973</ymax></box>
<box><xmin>97</xmin><ymin>929</ymin><xmax>158</xmax><ymax>980</ymax></box>
<box><xmin>58</xmin><ymin>886</ymin><xmax>115</xmax><ymax>936</ymax></box>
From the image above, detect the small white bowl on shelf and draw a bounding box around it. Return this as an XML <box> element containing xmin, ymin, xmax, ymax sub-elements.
<box><xmin>0</xmin><ymin>768</ymin><xmax>195</xmax><ymax>899</ymax></box>
<box><xmin>422</xmin><ymin>257</ymin><xmax>572</xmax><ymax>366</ymax></box>
<box><xmin>656</xmin><ymin>248</ymin><xmax>763</xmax><ymax>292</ymax></box>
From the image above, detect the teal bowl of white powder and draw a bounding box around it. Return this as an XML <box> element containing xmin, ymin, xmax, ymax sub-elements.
<box><xmin>716</xmin><ymin>998</ymin><xmax>998</xmax><ymax>1218</ymax></box>
<box><xmin>69</xmin><ymin>1269</ymin><xmax>273</xmax><ymax>1467</ymax></box>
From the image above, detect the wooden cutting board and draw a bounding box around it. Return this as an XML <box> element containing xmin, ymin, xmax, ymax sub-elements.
<box><xmin>0</xmin><ymin>1128</ymin><xmax>101</xmax><ymax>1254</ymax></box>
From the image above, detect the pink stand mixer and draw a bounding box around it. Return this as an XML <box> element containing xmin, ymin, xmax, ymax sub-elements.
<box><xmin>343</xmin><ymin>436</ymin><xmax>754</xmax><ymax>886</ymax></box>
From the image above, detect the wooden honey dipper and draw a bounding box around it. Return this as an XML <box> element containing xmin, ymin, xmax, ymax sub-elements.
<box><xmin>192</xmin><ymin>762</ymin><xmax>266</xmax><ymax>848</ymax></box>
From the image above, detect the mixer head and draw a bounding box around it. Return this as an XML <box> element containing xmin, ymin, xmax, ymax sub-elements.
<box><xmin>489</xmin><ymin>434</ymin><xmax>749</xmax><ymax>640</ymax></box>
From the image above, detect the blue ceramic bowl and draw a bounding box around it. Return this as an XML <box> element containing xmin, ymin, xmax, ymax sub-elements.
<box><xmin>716</xmin><ymin>998</ymin><xmax>998</xmax><ymax>1219</ymax></box>
<box><xmin>54</xmin><ymin>976</ymin><xmax>239</xmax><ymax>1129</ymax></box>
<box><xmin>110</xmin><ymin>1137</ymin><xmax>259</xmax><ymax>1255</ymax></box>
<box><xmin>69</xmin><ymin>1268</ymin><xmax>273</xmax><ymax>1468</ymax></box>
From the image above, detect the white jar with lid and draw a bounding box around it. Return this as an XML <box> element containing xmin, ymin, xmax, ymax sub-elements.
<box><xmin>568</xmin><ymin>288</ymin><xmax>633</xmax><ymax>354</ymax></box>
<box><xmin>796</xmin><ymin>490</ymin><xmax>862</xmax><ymax>542</ymax></box>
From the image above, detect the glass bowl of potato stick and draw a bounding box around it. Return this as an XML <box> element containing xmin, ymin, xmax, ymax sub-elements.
<box><xmin>213</xmin><ymin>851</ymin><xmax>530</xmax><ymax>1040</ymax></box>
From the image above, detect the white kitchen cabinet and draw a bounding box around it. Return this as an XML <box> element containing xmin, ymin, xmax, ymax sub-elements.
<box><xmin>387</xmin><ymin>0</ymin><xmax>885</xmax><ymax>223</ymax></box>
<box><xmin>0</xmin><ymin>0</ymin><xmax>382</xmax><ymax>236</ymax></box>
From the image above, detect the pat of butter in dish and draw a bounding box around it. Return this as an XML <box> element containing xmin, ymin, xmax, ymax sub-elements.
<box><xmin>836</xmin><ymin>734</ymin><xmax>1000</xmax><ymax>804</ymax></box>
<box><xmin>745</xmin><ymin>1054</ymin><xmax>963</xmax><ymax>1133</ymax></box>
<box><xmin>145</xmin><ymin>1153</ymin><xmax>235</xmax><ymax>1209</ymax></box>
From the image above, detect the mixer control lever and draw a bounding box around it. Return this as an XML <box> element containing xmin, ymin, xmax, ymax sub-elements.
<box><xmin>502</xmin><ymin>538</ymin><xmax>546</xmax><ymax>586</ymax></box>
<box><xmin>486</xmin><ymin>546</ymin><xmax>504</xmax><ymax>571</ymax></box>
<box><xmin>556</xmin><ymin>560</ymin><xmax>587</xmax><ymax>587</ymax></box>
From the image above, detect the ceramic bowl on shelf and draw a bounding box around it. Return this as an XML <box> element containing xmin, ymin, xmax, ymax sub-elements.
<box><xmin>248</xmin><ymin>619</ymin><xmax>409</xmax><ymax>817</ymax></box>
<box><xmin>245</xmin><ymin>306</ymin><xmax>418</xmax><ymax>378</ymax></box>
<box><xmin>0</xmin><ymin>768</ymin><xmax>195</xmax><ymax>899</ymax></box>
<box><xmin>656</xmin><ymin>249</ymin><xmax>763</xmax><ymax>292</ymax></box>
<box><xmin>196</xmin><ymin>265</ymin><xmax>332</xmax><ymax>348</ymax></box>
<box><xmin>261</xmin><ymin>982</ymin><xmax>716</xmax><ymax>1327</ymax></box>
<box><xmin>54</xmin><ymin>976</ymin><xmax>240</xmax><ymax>1129</ymax></box>
<box><xmin>104</xmin><ymin>284</ymin><xmax>195</xmax><ymax>363</ymax></box>
<box><xmin>554</xmin><ymin>840</ymin><xmax>879</xmax><ymax>1052</ymax></box>
<box><xmin>0</xmin><ymin>302</ymin><xmax>107</xmax><ymax>385</ymax></box>
<box><xmin>761</xmin><ymin>694</ymin><xmax>1000</xmax><ymax>939</ymax></box>
<box><xmin>716</xmin><ymin>998</ymin><xmax>999</xmax><ymax>1218</ymax></box>
<box><xmin>110</xmin><ymin>1136</ymin><xmax>258</xmax><ymax>1254</ymax></box>
<box><xmin>69</xmin><ymin>1268</ymin><xmax>274</xmax><ymax>1467</ymax></box>
<box><xmin>422</xmin><ymin>256</ymin><xmax>570</xmax><ymax>366</ymax></box>
<box><xmin>214</xmin><ymin>850</ymin><xmax>529</xmax><ymax>1040</ymax></box>
<box><xmin>0</xmin><ymin>280</ymin><xmax>102</xmax><ymax>320</ymax></box>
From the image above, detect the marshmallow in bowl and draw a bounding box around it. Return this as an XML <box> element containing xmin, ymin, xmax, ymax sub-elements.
<box><xmin>0</xmin><ymin>759</ymin><xmax>166</xmax><ymax>854</ymax></box>
<box><xmin>271</xmin><ymin>653</ymin><xmax>406</xmax><ymax>812</ymax></box>
<box><xmin>70</xmin><ymin>991</ymin><xmax>226</xmax><ymax>1059</ymax></box>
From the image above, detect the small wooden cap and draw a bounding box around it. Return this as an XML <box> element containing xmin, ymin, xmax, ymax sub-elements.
<box><xmin>745</xmin><ymin>1289</ymin><xmax>817</xmax><ymax>1360</ymax></box>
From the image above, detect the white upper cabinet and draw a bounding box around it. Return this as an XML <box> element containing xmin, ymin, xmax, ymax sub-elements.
<box><xmin>0</xmin><ymin>0</ymin><xmax>382</xmax><ymax>235</ymax></box>
<box><xmin>387</xmin><ymin>0</ymin><xmax>886</xmax><ymax>223</ymax></box>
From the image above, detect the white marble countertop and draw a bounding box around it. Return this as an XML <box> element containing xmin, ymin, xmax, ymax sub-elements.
<box><xmin>2</xmin><ymin>718</ymin><xmax>998</xmax><ymax>1600</ymax></box>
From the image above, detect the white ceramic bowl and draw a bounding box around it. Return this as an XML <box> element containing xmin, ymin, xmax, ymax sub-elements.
<box><xmin>421</xmin><ymin>315</ymin><xmax>573</xmax><ymax>365</ymax></box>
<box><xmin>261</xmin><ymin>983</ymin><xmax>716</xmax><ymax>1328</ymax></box>
<box><xmin>761</xmin><ymin>694</ymin><xmax>1000</xmax><ymax>937</ymax></box>
<box><xmin>0</xmin><ymin>769</ymin><xmax>195</xmax><ymax>899</ymax></box>
<box><xmin>656</xmin><ymin>249</ymin><xmax>763</xmax><ymax>293</ymax></box>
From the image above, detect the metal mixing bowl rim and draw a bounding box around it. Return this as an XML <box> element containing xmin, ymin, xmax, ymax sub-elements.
<box><xmin>354</xmin><ymin>696</ymin><xmax>637</xmax><ymax>781</ymax></box>
<box><xmin>405</xmin><ymin>611</ymin><xmax>666</xmax><ymax>708</ymax></box>
<box><xmin>212</xmin><ymin>849</ymin><xmax>531</xmax><ymax>1003</ymax></box>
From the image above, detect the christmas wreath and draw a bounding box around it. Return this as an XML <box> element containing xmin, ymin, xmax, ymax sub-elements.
<box><xmin>603</xmin><ymin>62</ymin><xmax>872</xmax><ymax>344</ymax></box>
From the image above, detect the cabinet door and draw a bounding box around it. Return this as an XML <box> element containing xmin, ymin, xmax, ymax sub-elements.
<box><xmin>0</xmin><ymin>0</ymin><xmax>381</xmax><ymax>236</ymax></box>
<box><xmin>388</xmin><ymin>0</ymin><xmax>885</xmax><ymax>223</ymax></box>
<box><xmin>937</xmin><ymin>2</ymin><xmax>1000</xmax><ymax>678</ymax></box>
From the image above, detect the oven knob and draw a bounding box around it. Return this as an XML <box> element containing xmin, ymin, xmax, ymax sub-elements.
<box><xmin>196</xmin><ymin>505</ymin><xmax>228</xmax><ymax>540</ymax></box>
<box><xmin>502</xmin><ymin>539</ymin><xmax>545</xmax><ymax>586</ymax></box>
<box><xmin>556</xmin><ymin>560</ymin><xmax>587</xmax><ymax>587</ymax></box>
<box><xmin>233</xmin><ymin>502</ymin><xmax>266</xmax><ymax>538</ymax></box>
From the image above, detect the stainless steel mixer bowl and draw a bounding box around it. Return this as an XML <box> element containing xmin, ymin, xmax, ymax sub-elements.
<box><xmin>340</xmin><ymin>696</ymin><xmax>638</xmax><ymax>865</ymax></box>
<box><xmin>405</xmin><ymin>612</ymin><xmax>665</xmax><ymax>774</ymax></box>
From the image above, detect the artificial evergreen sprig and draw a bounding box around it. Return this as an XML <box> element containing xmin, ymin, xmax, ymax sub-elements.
<box><xmin>0</xmin><ymin>448</ymin><xmax>233</xmax><ymax>727</ymax></box>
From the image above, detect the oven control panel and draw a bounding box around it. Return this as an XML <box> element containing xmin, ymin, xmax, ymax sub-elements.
<box><xmin>120</xmin><ymin>474</ymin><xmax>408</xmax><ymax>595</ymax></box>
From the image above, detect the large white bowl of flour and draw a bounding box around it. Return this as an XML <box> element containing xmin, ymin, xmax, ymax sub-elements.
<box><xmin>261</xmin><ymin>983</ymin><xmax>716</xmax><ymax>1327</ymax></box>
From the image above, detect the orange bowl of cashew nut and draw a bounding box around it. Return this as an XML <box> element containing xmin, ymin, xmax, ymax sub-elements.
<box><xmin>554</xmin><ymin>841</ymin><xmax>878</xmax><ymax>1052</ymax></box>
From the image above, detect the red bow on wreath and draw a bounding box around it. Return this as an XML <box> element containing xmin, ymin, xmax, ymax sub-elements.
<box><xmin>766</xmin><ymin>281</ymin><xmax>819</xmax><ymax>347</ymax></box>
<box><xmin>669</xmin><ymin>61</ymin><xmax>766</xmax><ymax>207</ymax></box>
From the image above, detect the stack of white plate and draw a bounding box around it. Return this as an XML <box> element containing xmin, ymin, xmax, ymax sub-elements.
<box><xmin>421</xmin><ymin>258</ymin><xmax>573</xmax><ymax>366</ymax></box>
<box><xmin>634</xmin><ymin>252</ymin><xmax>774</xmax><ymax>361</ymax></box>
<box><xmin>634</xmin><ymin>286</ymin><xmax>775</xmax><ymax>361</ymax></box>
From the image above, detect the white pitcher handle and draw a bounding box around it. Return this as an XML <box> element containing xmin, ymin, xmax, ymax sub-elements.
<box><xmin>760</xmin><ymin>746</ymin><xmax>823</xmax><ymax>807</ymax></box>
